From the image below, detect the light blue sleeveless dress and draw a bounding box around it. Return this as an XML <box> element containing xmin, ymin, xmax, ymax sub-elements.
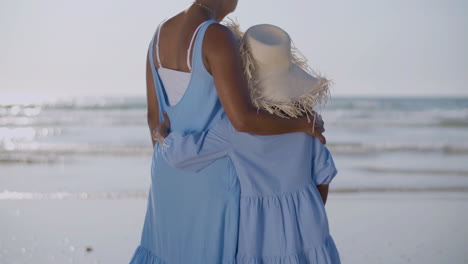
<box><xmin>159</xmin><ymin>115</ymin><xmax>341</xmax><ymax>263</ymax></box>
<box><xmin>129</xmin><ymin>19</ymin><xmax>240</xmax><ymax>264</ymax></box>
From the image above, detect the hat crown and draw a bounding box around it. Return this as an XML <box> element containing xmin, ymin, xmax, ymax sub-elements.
<box><xmin>244</xmin><ymin>24</ymin><xmax>292</xmax><ymax>74</ymax></box>
<box><xmin>228</xmin><ymin>21</ymin><xmax>330</xmax><ymax>119</ymax></box>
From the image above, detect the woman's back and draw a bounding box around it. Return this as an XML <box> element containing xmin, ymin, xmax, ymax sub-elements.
<box><xmin>154</xmin><ymin>16</ymin><xmax>199</xmax><ymax>106</ymax></box>
<box><xmin>129</xmin><ymin>16</ymin><xmax>240</xmax><ymax>264</ymax></box>
<box><xmin>148</xmin><ymin>16</ymin><xmax>226</xmax><ymax>131</ymax></box>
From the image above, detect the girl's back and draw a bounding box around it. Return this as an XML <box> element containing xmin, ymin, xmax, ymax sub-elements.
<box><xmin>159</xmin><ymin>115</ymin><xmax>341</xmax><ymax>263</ymax></box>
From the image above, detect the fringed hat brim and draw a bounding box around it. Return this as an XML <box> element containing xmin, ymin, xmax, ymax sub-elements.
<box><xmin>224</xmin><ymin>18</ymin><xmax>332</xmax><ymax>120</ymax></box>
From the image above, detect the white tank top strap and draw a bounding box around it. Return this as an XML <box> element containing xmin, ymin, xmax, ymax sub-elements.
<box><xmin>186</xmin><ymin>22</ymin><xmax>206</xmax><ymax>71</ymax></box>
<box><xmin>155</xmin><ymin>18</ymin><xmax>168</xmax><ymax>68</ymax></box>
<box><xmin>156</xmin><ymin>18</ymin><xmax>206</xmax><ymax>71</ymax></box>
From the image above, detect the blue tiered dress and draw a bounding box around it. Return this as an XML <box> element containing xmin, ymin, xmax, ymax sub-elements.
<box><xmin>160</xmin><ymin>113</ymin><xmax>341</xmax><ymax>264</ymax></box>
<box><xmin>129</xmin><ymin>19</ymin><xmax>240</xmax><ymax>264</ymax></box>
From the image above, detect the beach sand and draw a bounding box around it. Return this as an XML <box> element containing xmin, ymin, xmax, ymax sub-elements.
<box><xmin>1</xmin><ymin>192</ymin><xmax>467</xmax><ymax>264</ymax></box>
<box><xmin>328</xmin><ymin>192</ymin><xmax>468</xmax><ymax>264</ymax></box>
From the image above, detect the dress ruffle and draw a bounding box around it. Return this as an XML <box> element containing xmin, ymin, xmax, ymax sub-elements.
<box><xmin>129</xmin><ymin>246</ymin><xmax>165</xmax><ymax>264</ymax></box>
<box><xmin>129</xmin><ymin>245</ymin><xmax>238</xmax><ymax>264</ymax></box>
<box><xmin>236</xmin><ymin>234</ymin><xmax>340</xmax><ymax>264</ymax></box>
<box><xmin>129</xmin><ymin>241</ymin><xmax>339</xmax><ymax>264</ymax></box>
<box><xmin>241</xmin><ymin>183</ymin><xmax>323</xmax><ymax>204</ymax></box>
<box><xmin>237</xmin><ymin>184</ymin><xmax>340</xmax><ymax>264</ymax></box>
<box><xmin>130</xmin><ymin>184</ymin><xmax>340</xmax><ymax>264</ymax></box>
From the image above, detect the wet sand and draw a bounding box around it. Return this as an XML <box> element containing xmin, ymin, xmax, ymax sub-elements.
<box><xmin>1</xmin><ymin>191</ymin><xmax>467</xmax><ymax>264</ymax></box>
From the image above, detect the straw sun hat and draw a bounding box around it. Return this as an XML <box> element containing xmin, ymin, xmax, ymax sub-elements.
<box><xmin>225</xmin><ymin>20</ymin><xmax>332</xmax><ymax>122</ymax></box>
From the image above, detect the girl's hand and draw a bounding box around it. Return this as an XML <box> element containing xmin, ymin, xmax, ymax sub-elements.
<box><xmin>152</xmin><ymin>112</ymin><xmax>171</xmax><ymax>145</ymax></box>
<box><xmin>304</xmin><ymin>111</ymin><xmax>326</xmax><ymax>145</ymax></box>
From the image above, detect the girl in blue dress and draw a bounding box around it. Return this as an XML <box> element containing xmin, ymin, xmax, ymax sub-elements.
<box><xmin>130</xmin><ymin>1</ymin><xmax>326</xmax><ymax>263</ymax></box>
<box><xmin>154</xmin><ymin>24</ymin><xmax>341</xmax><ymax>263</ymax></box>
<box><xmin>160</xmin><ymin>114</ymin><xmax>340</xmax><ymax>263</ymax></box>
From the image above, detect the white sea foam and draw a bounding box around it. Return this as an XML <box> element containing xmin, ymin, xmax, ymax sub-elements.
<box><xmin>2</xmin><ymin>187</ymin><xmax>467</xmax><ymax>201</ymax></box>
<box><xmin>0</xmin><ymin>190</ymin><xmax>149</xmax><ymax>200</ymax></box>
<box><xmin>328</xmin><ymin>142</ymin><xmax>468</xmax><ymax>155</ymax></box>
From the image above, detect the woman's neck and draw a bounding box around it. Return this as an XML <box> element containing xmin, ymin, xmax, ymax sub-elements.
<box><xmin>189</xmin><ymin>1</ymin><xmax>225</xmax><ymax>22</ymax></box>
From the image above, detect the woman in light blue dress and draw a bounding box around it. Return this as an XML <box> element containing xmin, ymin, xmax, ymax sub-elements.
<box><xmin>129</xmin><ymin>1</ymin><xmax>326</xmax><ymax>263</ymax></box>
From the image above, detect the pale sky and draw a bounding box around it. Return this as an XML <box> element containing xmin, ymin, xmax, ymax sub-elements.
<box><xmin>1</xmin><ymin>0</ymin><xmax>467</xmax><ymax>97</ymax></box>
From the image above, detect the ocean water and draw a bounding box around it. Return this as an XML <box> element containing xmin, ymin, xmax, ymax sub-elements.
<box><xmin>1</xmin><ymin>95</ymin><xmax>468</xmax><ymax>199</ymax></box>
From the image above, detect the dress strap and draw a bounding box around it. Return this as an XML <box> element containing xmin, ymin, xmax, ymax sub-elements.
<box><xmin>186</xmin><ymin>22</ymin><xmax>205</xmax><ymax>71</ymax></box>
<box><xmin>155</xmin><ymin>19</ymin><xmax>209</xmax><ymax>71</ymax></box>
<box><xmin>148</xmin><ymin>19</ymin><xmax>169</xmax><ymax>123</ymax></box>
<box><xmin>147</xmin><ymin>19</ymin><xmax>217</xmax><ymax>123</ymax></box>
<box><xmin>190</xmin><ymin>19</ymin><xmax>218</xmax><ymax>74</ymax></box>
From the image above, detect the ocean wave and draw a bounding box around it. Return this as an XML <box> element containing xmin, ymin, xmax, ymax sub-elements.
<box><xmin>437</xmin><ymin>119</ymin><xmax>468</xmax><ymax>128</ymax></box>
<box><xmin>0</xmin><ymin>116</ymin><xmax>146</xmax><ymax>127</ymax></box>
<box><xmin>1</xmin><ymin>141</ymin><xmax>467</xmax><ymax>161</ymax></box>
<box><xmin>1</xmin><ymin>187</ymin><xmax>467</xmax><ymax>200</ymax></box>
<box><xmin>0</xmin><ymin>190</ymin><xmax>149</xmax><ymax>200</ymax></box>
<box><xmin>331</xmin><ymin>187</ymin><xmax>468</xmax><ymax>193</ymax></box>
<box><xmin>324</xmin><ymin>119</ymin><xmax>468</xmax><ymax>129</ymax></box>
<box><xmin>325</xmin><ymin>97</ymin><xmax>468</xmax><ymax>111</ymax></box>
<box><xmin>0</xmin><ymin>143</ymin><xmax>153</xmax><ymax>158</ymax></box>
<box><xmin>328</xmin><ymin>142</ymin><xmax>468</xmax><ymax>155</ymax></box>
<box><xmin>2</xmin><ymin>96</ymin><xmax>467</xmax><ymax>112</ymax></box>
<box><xmin>358</xmin><ymin>167</ymin><xmax>468</xmax><ymax>176</ymax></box>
<box><xmin>2</xmin><ymin>97</ymin><xmax>468</xmax><ymax>130</ymax></box>
<box><xmin>0</xmin><ymin>96</ymin><xmax>146</xmax><ymax>111</ymax></box>
<box><xmin>322</xmin><ymin>108</ymin><xmax>468</xmax><ymax>128</ymax></box>
<box><xmin>0</xmin><ymin>154</ymin><xmax>62</xmax><ymax>164</ymax></box>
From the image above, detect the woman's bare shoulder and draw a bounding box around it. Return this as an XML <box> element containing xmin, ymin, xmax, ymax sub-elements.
<box><xmin>206</xmin><ymin>22</ymin><xmax>233</xmax><ymax>36</ymax></box>
<box><xmin>204</xmin><ymin>23</ymin><xmax>238</xmax><ymax>53</ymax></box>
